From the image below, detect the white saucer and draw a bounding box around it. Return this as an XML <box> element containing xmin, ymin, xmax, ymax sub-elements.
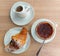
<box><xmin>10</xmin><ymin>2</ymin><xmax>34</xmax><ymax>26</ymax></box>
<box><xmin>4</xmin><ymin>27</ymin><xmax>30</xmax><ymax>54</ymax></box>
<box><xmin>31</xmin><ymin>19</ymin><xmax>56</xmax><ymax>44</ymax></box>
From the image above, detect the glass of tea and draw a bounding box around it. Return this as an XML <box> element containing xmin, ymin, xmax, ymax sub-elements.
<box><xmin>35</xmin><ymin>19</ymin><xmax>57</xmax><ymax>40</ymax></box>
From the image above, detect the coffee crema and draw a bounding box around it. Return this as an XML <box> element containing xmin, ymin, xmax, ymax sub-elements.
<box><xmin>36</xmin><ymin>22</ymin><xmax>53</xmax><ymax>40</ymax></box>
<box><xmin>16</xmin><ymin>6</ymin><xmax>23</xmax><ymax>12</ymax></box>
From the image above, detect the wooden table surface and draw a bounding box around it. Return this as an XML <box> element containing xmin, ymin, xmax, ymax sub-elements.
<box><xmin>0</xmin><ymin>0</ymin><xmax>60</xmax><ymax>56</ymax></box>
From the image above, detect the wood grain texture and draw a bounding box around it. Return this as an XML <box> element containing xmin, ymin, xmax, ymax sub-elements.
<box><xmin>0</xmin><ymin>0</ymin><xmax>60</xmax><ymax>56</ymax></box>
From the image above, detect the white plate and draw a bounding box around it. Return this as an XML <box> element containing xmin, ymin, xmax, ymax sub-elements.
<box><xmin>10</xmin><ymin>1</ymin><xmax>34</xmax><ymax>26</ymax></box>
<box><xmin>4</xmin><ymin>27</ymin><xmax>30</xmax><ymax>54</ymax></box>
<box><xmin>31</xmin><ymin>19</ymin><xmax>56</xmax><ymax>44</ymax></box>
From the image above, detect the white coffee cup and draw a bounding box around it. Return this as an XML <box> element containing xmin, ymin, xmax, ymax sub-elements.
<box><xmin>13</xmin><ymin>5</ymin><xmax>30</xmax><ymax>18</ymax></box>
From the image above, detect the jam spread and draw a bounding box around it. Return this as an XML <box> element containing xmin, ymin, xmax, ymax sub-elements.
<box><xmin>36</xmin><ymin>22</ymin><xmax>53</xmax><ymax>39</ymax></box>
<box><xmin>9</xmin><ymin>39</ymin><xmax>19</xmax><ymax>49</ymax></box>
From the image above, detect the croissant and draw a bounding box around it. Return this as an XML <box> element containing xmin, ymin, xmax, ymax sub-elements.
<box><xmin>5</xmin><ymin>27</ymin><xmax>27</xmax><ymax>52</ymax></box>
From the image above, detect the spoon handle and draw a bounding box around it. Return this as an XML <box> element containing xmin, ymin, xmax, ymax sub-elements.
<box><xmin>36</xmin><ymin>40</ymin><xmax>45</xmax><ymax>56</ymax></box>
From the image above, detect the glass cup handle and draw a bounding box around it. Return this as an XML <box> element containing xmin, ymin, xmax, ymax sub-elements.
<box><xmin>54</xmin><ymin>21</ymin><xmax>58</xmax><ymax>27</ymax></box>
<box><xmin>56</xmin><ymin>24</ymin><xmax>58</xmax><ymax>27</ymax></box>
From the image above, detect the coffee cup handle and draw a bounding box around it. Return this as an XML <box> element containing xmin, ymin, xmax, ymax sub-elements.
<box><xmin>25</xmin><ymin>6</ymin><xmax>30</xmax><ymax>12</ymax></box>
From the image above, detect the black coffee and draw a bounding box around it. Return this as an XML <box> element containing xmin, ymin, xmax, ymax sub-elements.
<box><xmin>36</xmin><ymin>22</ymin><xmax>53</xmax><ymax>40</ymax></box>
<box><xmin>16</xmin><ymin>6</ymin><xmax>23</xmax><ymax>12</ymax></box>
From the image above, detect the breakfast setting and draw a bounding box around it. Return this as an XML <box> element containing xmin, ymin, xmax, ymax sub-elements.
<box><xmin>0</xmin><ymin>0</ymin><xmax>60</xmax><ymax>56</ymax></box>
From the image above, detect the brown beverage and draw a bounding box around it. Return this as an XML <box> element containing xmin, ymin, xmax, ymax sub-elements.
<box><xmin>16</xmin><ymin>6</ymin><xmax>23</xmax><ymax>12</ymax></box>
<box><xmin>36</xmin><ymin>22</ymin><xmax>53</xmax><ymax>40</ymax></box>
